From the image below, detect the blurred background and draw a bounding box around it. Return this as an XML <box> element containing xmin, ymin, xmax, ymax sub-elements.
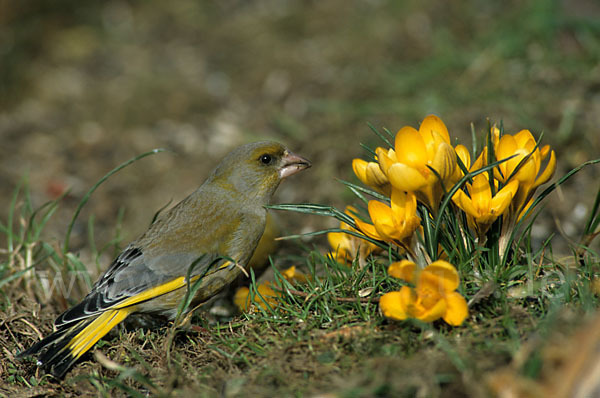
<box><xmin>1</xmin><ymin>0</ymin><xmax>599</xmax><ymax>258</ymax></box>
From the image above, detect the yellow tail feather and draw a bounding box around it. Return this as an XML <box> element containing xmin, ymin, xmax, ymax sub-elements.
<box><xmin>62</xmin><ymin>270</ymin><xmax>221</xmax><ymax>362</ymax></box>
<box><xmin>67</xmin><ymin>307</ymin><xmax>134</xmax><ymax>359</ymax></box>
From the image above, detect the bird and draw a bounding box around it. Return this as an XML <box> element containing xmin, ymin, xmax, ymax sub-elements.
<box><xmin>18</xmin><ymin>141</ymin><xmax>311</xmax><ymax>378</ymax></box>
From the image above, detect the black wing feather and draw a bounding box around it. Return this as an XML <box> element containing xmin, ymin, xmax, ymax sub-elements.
<box><xmin>54</xmin><ymin>246</ymin><xmax>143</xmax><ymax>327</ymax></box>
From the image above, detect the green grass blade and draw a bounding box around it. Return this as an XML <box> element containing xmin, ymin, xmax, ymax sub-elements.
<box><xmin>470</xmin><ymin>122</ymin><xmax>478</xmax><ymax>156</ymax></box>
<box><xmin>63</xmin><ymin>148</ymin><xmax>167</xmax><ymax>256</ymax></box>
<box><xmin>367</xmin><ymin>122</ymin><xmax>393</xmax><ymax>147</ymax></box>
<box><xmin>359</xmin><ymin>143</ymin><xmax>377</xmax><ymax>159</ymax></box>
<box><xmin>584</xmin><ymin>183</ymin><xmax>600</xmax><ymax>235</ymax></box>
<box><xmin>276</xmin><ymin>227</ymin><xmax>391</xmax><ymax>253</ymax></box>
<box><xmin>7</xmin><ymin>177</ymin><xmax>24</xmax><ymax>253</ymax></box>
<box><xmin>267</xmin><ymin>203</ymin><xmax>356</xmax><ymax>227</ymax></box>
<box><xmin>0</xmin><ymin>265</ymin><xmax>35</xmax><ymax>290</ymax></box>
<box><xmin>337</xmin><ymin>179</ymin><xmax>390</xmax><ymax>202</ymax></box>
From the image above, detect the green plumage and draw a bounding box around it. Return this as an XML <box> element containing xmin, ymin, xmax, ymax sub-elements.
<box><xmin>19</xmin><ymin>141</ymin><xmax>310</xmax><ymax>378</ymax></box>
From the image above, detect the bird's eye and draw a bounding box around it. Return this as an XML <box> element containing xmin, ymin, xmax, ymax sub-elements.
<box><xmin>259</xmin><ymin>154</ymin><xmax>273</xmax><ymax>165</ymax></box>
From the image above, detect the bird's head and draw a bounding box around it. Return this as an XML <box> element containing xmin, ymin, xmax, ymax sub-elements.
<box><xmin>208</xmin><ymin>141</ymin><xmax>311</xmax><ymax>203</ymax></box>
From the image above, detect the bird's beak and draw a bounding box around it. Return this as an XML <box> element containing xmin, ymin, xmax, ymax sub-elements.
<box><xmin>279</xmin><ymin>151</ymin><xmax>311</xmax><ymax>179</ymax></box>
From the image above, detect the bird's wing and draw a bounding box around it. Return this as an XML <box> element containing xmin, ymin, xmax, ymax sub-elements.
<box><xmin>54</xmin><ymin>245</ymin><xmax>226</xmax><ymax>328</ymax></box>
<box><xmin>54</xmin><ymin>183</ymin><xmax>263</xmax><ymax>329</ymax></box>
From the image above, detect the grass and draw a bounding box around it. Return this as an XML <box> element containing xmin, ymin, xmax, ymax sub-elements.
<box><xmin>1</xmin><ymin>122</ymin><xmax>600</xmax><ymax>397</ymax></box>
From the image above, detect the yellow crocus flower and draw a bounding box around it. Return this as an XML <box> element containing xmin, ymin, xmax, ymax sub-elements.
<box><xmin>377</xmin><ymin>115</ymin><xmax>457</xmax><ymax>211</ymax></box>
<box><xmin>452</xmin><ymin>172</ymin><xmax>519</xmax><ymax>236</ymax></box>
<box><xmin>495</xmin><ymin>129</ymin><xmax>556</xmax><ymax>187</ymax></box>
<box><xmin>352</xmin><ymin>157</ymin><xmax>391</xmax><ymax>196</ymax></box>
<box><xmin>327</xmin><ymin>206</ymin><xmax>380</xmax><ymax>266</ymax></box>
<box><xmin>234</xmin><ymin>266</ymin><xmax>309</xmax><ymax>312</ymax></box>
<box><xmin>354</xmin><ymin>189</ymin><xmax>421</xmax><ymax>244</ymax></box>
<box><xmin>495</xmin><ymin>129</ymin><xmax>539</xmax><ymax>184</ymax></box>
<box><xmin>234</xmin><ymin>282</ymin><xmax>279</xmax><ymax>312</ymax></box>
<box><xmin>450</xmin><ymin>144</ymin><xmax>472</xmax><ymax>184</ymax></box>
<box><xmin>495</xmin><ymin>129</ymin><xmax>556</xmax><ymax>218</ymax></box>
<box><xmin>380</xmin><ymin>260</ymin><xmax>468</xmax><ymax>326</ymax></box>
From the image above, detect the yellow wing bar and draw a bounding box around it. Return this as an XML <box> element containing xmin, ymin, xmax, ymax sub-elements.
<box><xmin>112</xmin><ymin>261</ymin><xmax>232</xmax><ymax>309</ymax></box>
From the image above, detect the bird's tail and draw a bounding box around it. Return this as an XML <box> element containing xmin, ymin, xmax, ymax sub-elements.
<box><xmin>18</xmin><ymin>307</ymin><xmax>133</xmax><ymax>378</ymax></box>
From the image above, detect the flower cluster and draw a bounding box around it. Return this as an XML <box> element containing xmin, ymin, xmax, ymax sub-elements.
<box><xmin>339</xmin><ymin>115</ymin><xmax>557</xmax><ymax>326</ymax></box>
<box><xmin>376</xmin><ymin>115</ymin><xmax>457</xmax><ymax>212</ymax></box>
<box><xmin>350</xmin><ymin>115</ymin><xmax>456</xmax><ymax>254</ymax></box>
<box><xmin>452</xmin><ymin>127</ymin><xmax>556</xmax><ymax>239</ymax></box>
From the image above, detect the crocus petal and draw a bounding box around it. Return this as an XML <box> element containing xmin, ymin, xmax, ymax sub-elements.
<box><xmin>233</xmin><ymin>287</ymin><xmax>251</xmax><ymax>311</ymax></box>
<box><xmin>416</xmin><ymin>296</ymin><xmax>447</xmax><ymax>322</ymax></box>
<box><xmin>257</xmin><ymin>282</ymin><xmax>278</xmax><ymax>298</ymax></box>
<box><xmin>394</xmin><ymin>126</ymin><xmax>428</xmax><ymax>168</ymax></box>
<box><xmin>281</xmin><ymin>266</ymin><xmax>309</xmax><ymax>283</ymax></box>
<box><xmin>470</xmin><ymin>173</ymin><xmax>492</xmax><ymax>212</ymax></box>
<box><xmin>496</xmin><ymin>135</ymin><xmax>518</xmax><ymax>182</ymax></box>
<box><xmin>368</xmin><ymin>200</ymin><xmax>400</xmax><ymax>240</ymax></box>
<box><xmin>368</xmin><ymin>199</ymin><xmax>394</xmax><ymax>220</ymax></box>
<box><xmin>330</xmin><ymin>206</ymin><xmax>381</xmax><ymax>265</ymax></box>
<box><xmin>366</xmin><ymin>162</ymin><xmax>390</xmax><ymax>186</ymax></box>
<box><xmin>496</xmin><ymin>129</ymin><xmax>548</xmax><ymax>186</ymax></box>
<box><xmin>345</xmin><ymin>206</ymin><xmax>362</xmax><ymax>224</ymax></box>
<box><xmin>353</xmin><ymin>158</ymin><xmax>389</xmax><ymax>187</ymax></box>
<box><xmin>390</xmin><ymin>189</ymin><xmax>419</xmax><ymax>227</ymax></box>
<box><xmin>443</xmin><ymin>291</ymin><xmax>469</xmax><ymax>326</ymax></box>
<box><xmin>235</xmin><ymin>282</ymin><xmax>281</xmax><ymax>311</ymax></box>
<box><xmin>496</xmin><ymin>134</ymin><xmax>517</xmax><ymax>158</ymax></box>
<box><xmin>397</xmin><ymin>191</ymin><xmax>421</xmax><ymax>236</ymax></box>
<box><xmin>255</xmin><ymin>282</ymin><xmax>280</xmax><ymax>309</ymax></box>
<box><xmin>379</xmin><ymin>288</ymin><xmax>414</xmax><ymax>321</ymax></box>
<box><xmin>387</xmin><ymin>162</ymin><xmax>429</xmax><ymax>191</ymax></box>
<box><xmin>419</xmin><ymin>114</ymin><xmax>451</xmax><ymax>146</ymax></box>
<box><xmin>455</xmin><ymin>144</ymin><xmax>471</xmax><ymax>171</ymax></box>
<box><xmin>281</xmin><ymin>265</ymin><xmax>295</xmax><ymax>280</ymax></box>
<box><xmin>419</xmin><ymin>261</ymin><xmax>460</xmax><ymax>292</ymax></box>
<box><xmin>388</xmin><ymin>260</ymin><xmax>417</xmax><ymax>283</ymax></box>
<box><xmin>431</xmin><ymin>142</ymin><xmax>457</xmax><ymax>182</ymax></box>
<box><xmin>514</xmin><ymin>129</ymin><xmax>535</xmax><ymax>149</ymax></box>
<box><xmin>390</xmin><ymin>188</ymin><xmax>409</xmax><ymax>217</ymax></box>
<box><xmin>540</xmin><ymin>144</ymin><xmax>551</xmax><ymax>159</ymax></box>
<box><xmin>451</xmin><ymin>145</ymin><xmax>470</xmax><ymax>184</ymax></box>
<box><xmin>354</xmin><ymin>218</ymin><xmax>383</xmax><ymax>241</ymax></box>
<box><xmin>472</xmin><ymin>146</ymin><xmax>487</xmax><ymax>170</ymax></box>
<box><xmin>452</xmin><ymin>189</ymin><xmax>480</xmax><ymax>219</ymax></box>
<box><xmin>533</xmin><ymin>149</ymin><xmax>556</xmax><ymax>188</ymax></box>
<box><xmin>517</xmin><ymin>197</ymin><xmax>535</xmax><ymax>221</ymax></box>
<box><xmin>509</xmin><ymin>151</ymin><xmax>538</xmax><ymax>184</ymax></box>
<box><xmin>327</xmin><ymin>231</ymin><xmax>346</xmax><ymax>252</ymax></box>
<box><xmin>489</xmin><ymin>179</ymin><xmax>519</xmax><ymax>215</ymax></box>
<box><xmin>511</xmin><ymin>183</ymin><xmax>531</xmax><ymax>219</ymax></box>
<box><xmin>376</xmin><ymin>147</ymin><xmax>397</xmax><ymax>174</ymax></box>
<box><xmin>490</xmin><ymin>126</ymin><xmax>500</xmax><ymax>149</ymax></box>
<box><xmin>352</xmin><ymin>158</ymin><xmax>369</xmax><ymax>183</ymax></box>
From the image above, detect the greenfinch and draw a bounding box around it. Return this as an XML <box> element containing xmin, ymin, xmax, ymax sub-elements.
<box><xmin>19</xmin><ymin>141</ymin><xmax>311</xmax><ymax>378</ymax></box>
<box><xmin>247</xmin><ymin>211</ymin><xmax>281</xmax><ymax>272</ymax></box>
